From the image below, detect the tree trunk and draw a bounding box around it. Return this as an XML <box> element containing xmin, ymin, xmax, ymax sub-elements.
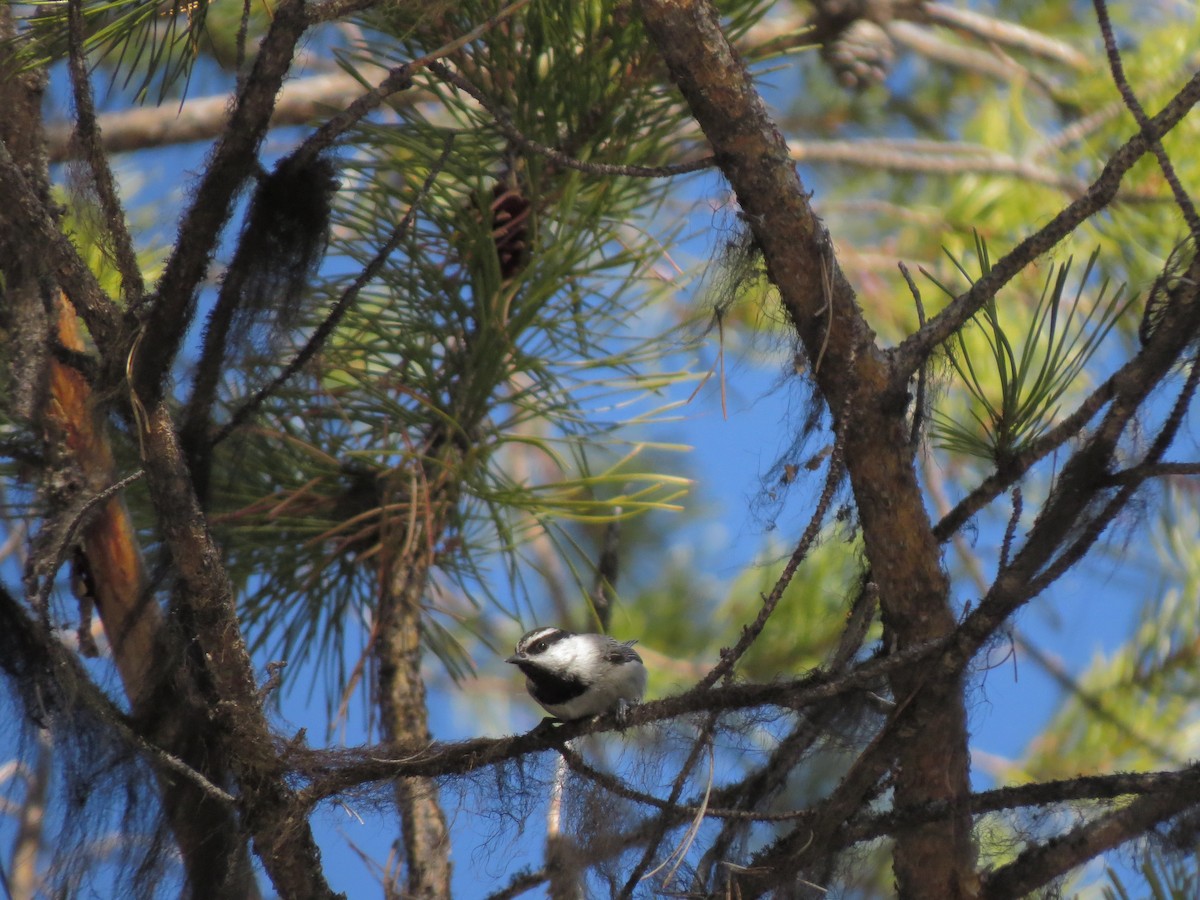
<box><xmin>633</xmin><ymin>1</ymin><xmax>978</xmax><ymax>895</ymax></box>
<box><xmin>45</xmin><ymin>299</ymin><xmax>261</xmax><ymax>899</ymax></box>
<box><xmin>376</xmin><ymin>472</ymin><xmax>452</xmax><ymax>899</ymax></box>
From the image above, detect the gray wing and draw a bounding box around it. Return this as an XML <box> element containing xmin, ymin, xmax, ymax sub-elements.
<box><xmin>602</xmin><ymin>637</ymin><xmax>643</xmax><ymax>665</ymax></box>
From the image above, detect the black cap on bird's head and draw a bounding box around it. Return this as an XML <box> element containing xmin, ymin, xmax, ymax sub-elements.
<box><xmin>506</xmin><ymin>626</ymin><xmax>570</xmax><ymax>666</ymax></box>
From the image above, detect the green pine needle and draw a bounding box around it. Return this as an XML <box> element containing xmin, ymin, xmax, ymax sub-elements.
<box><xmin>929</xmin><ymin>237</ymin><xmax>1135</xmax><ymax>465</ymax></box>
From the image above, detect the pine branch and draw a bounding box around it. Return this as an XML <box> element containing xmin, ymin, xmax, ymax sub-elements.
<box><xmin>951</xmin><ymin>258</ymin><xmax>1200</xmax><ymax>668</ymax></box>
<box><xmin>981</xmin><ymin>770</ymin><xmax>1200</xmax><ymax>898</ymax></box>
<box><xmin>893</xmin><ymin>70</ymin><xmax>1200</xmax><ymax>381</ymax></box>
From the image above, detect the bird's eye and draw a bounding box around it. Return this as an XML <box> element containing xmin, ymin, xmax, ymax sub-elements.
<box><xmin>531</xmin><ymin>640</ymin><xmax>547</xmax><ymax>654</ymax></box>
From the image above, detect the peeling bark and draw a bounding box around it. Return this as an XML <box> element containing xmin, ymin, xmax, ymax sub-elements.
<box><xmin>43</xmin><ymin>299</ymin><xmax>261</xmax><ymax>899</ymax></box>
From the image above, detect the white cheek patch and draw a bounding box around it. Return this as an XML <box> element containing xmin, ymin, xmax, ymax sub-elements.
<box><xmin>537</xmin><ymin>641</ymin><xmax>590</xmax><ymax>678</ymax></box>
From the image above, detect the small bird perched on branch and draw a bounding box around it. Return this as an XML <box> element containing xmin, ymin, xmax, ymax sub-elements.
<box><xmin>506</xmin><ymin>626</ymin><xmax>647</xmax><ymax>724</ymax></box>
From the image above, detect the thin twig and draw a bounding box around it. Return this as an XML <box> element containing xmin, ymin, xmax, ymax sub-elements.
<box><xmin>556</xmin><ymin>743</ymin><xmax>811</xmax><ymax>822</ymax></box>
<box><xmin>32</xmin><ymin>470</ymin><xmax>145</xmax><ymax>616</ymax></box>
<box><xmin>66</xmin><ymin>0</ymin><xmax>144</xmax><ymax>305</ymax></box>
<box><xmin>1092</xmin><ymin>0</ymin><xmax>1200</xmax><ymax>241</ymax></box>
<box><xmin>998</xmin><ymin>486</ymin><xmax>1021</xmax><ymax>570</ymax></box>
<box><xmin>899</xmin><ymin>262</ymin><xmax>927</xmax><ymax>454</ymax></box>
<box><xmin>828</xmin><ymin>577</ymin><xmax>879</xmax><ymax>673</ymax></box>
<box><xmin>618</xmin><ymin>717</ymin><xmax>717</xmax><ymax>898</ymax></box>
<box><xmin>290</xmin><ymin>0</ymin><xmax>534</xmax><ymax>166</ymax></box>
<box><xmin>1015</xmin><ymin>631</ymin><xmax>1184</xmax><ymax>768</ymax></box>
<box><xmin>644</xmin><ymin>742</ymin><xmax>713</xmax><ymax>889</ymax></box>
<box><xmin>410</xmin><ymin>0</ymin><xmax>534</xmax><ymax>69</ymax></box>
<box><xmin>483</xmin><ymin>868</ymin><xmax>548</xmax><ymax>900</ymax></box>
<box><xmin>1026</xmin><ymin>348</ymin><xmax>1200</xmax><ymax>600</ymax></box>
<box><xmin>1106</xmin><ymin>461</ymin><xmax>1200</xmax><ymax>484</ymax></box>
<box><xmin>697</xmin><ymin>368</ymin><xmax>855</xmax><ymax>690</ymax></box>
<box><xmin>812</xmin><ymin>247</ymin><xmax>834</xmax><ymax>375</ymax></box>
<box><xmin>893</xmin><ymin>68</ymin><xmax>1200</xmax><ymax>381</ymax></box>
<box><xmin>3</xmin><ymin>586</ymin><xmax>236</xmax><ymax>807</ymax></box>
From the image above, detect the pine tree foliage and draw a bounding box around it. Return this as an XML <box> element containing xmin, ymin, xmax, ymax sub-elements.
<box><xmin>1</xmin><ymin>0</ymin><xmax>1200</xmax><ymax>897</ymax></box>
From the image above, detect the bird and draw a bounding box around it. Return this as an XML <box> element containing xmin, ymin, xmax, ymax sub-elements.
<box><xmin>506</xmin><ymin>626</ymin><xmax>647</xmax><ymax>723</ymax></box>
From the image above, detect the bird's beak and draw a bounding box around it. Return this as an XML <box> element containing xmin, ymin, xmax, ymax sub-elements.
<box><xmin>505</xmin><ymin>653</ymin><xmax>523</xmax><ymax>664</ymax></box>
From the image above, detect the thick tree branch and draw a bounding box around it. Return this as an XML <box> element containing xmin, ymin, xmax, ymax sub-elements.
<box><xmin>981</xmin><ymin>768</ymin><xmax>1200</xmax><ymax>898</ymax></box>
<box><xmin>632</xmin><ymin>0</ymin><xmax>976</xmax><ymax>895</ymax></box>
<box><xmin>951</xmin><ymin>266</ymin><xmax>1200</xmax><ymax>667</ymax></box>
<box><xmin>137</xmin><ymin>401</ymin><xmax>338</xmax><ymax>900</ymax></box>
<box><xmin>295</xmin><ymin>638</ymin><xmax>945</xmax><ymax>804</ymax></box>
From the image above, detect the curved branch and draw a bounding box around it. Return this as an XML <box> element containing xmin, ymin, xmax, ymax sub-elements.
<box><xmin>1092</xmin><ymin>0</ymin><xmax>1200</xmax><ymax>239</ymax></box>
<box><xmin>845</xmin><ymin>766</ymin><xmax>1200</xmax><ymax>849</ymax></box>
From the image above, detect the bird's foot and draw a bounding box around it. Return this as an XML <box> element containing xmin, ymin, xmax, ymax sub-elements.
<box><xmin>614</xmin><ymin>699</ymin><xmax>639</xmax><ymax>730</ymax></box>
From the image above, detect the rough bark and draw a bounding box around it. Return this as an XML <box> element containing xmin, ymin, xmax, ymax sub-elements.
<box><xmin>43</xmin><ymin>299</ymin><xmax>260</xmax><ymax>899</ymax></box>
<box><xmin>375</xmin><ymin>471</ymin><xmax>453</xmax><ymax>899</ymax></box>
<box><xmin>0</xmin><ymin>4</ymin><xmax>52</xmax><ymax>423</ymax></box>
<box><xmin>633</xmin><ymin>1</ymin><xmax>977</xmax><ymax>896</ymax></box>
<box><xmin>0</xmin><ymin>16</ymin><xmax>259</xmax><ymax>895</ymax></box>
<box><xmin>130</xmin><ymin>0</ymin><xmax>312</xmax><ymax>405</ymax></box>
<box><xmin>137</xmin><ymin>401</ymin><xmax>341</xmax><ymax>900</ymax></box>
